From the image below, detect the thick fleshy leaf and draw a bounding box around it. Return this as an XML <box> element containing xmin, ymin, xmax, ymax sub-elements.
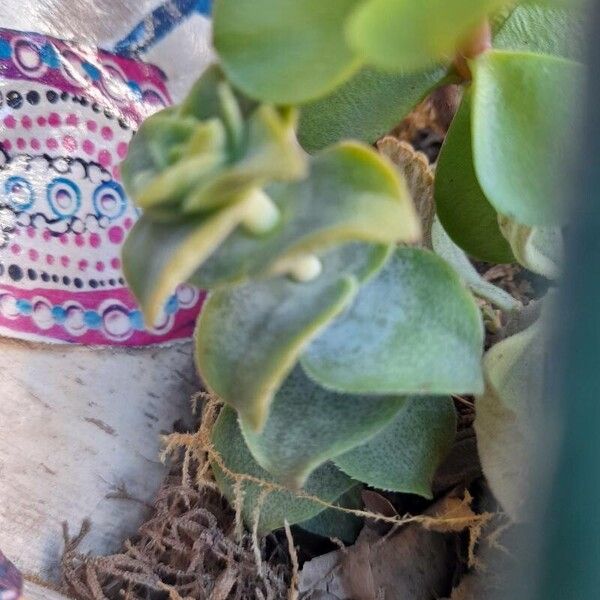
<box><xmin>431</xmin><ymin>218</ymin><xmax>520</xmax><ymax>311</ymax></box>
<box><xmin>475</xmin><ymin>317</ymin><xmax>546</xmax><ymax>521</ymax></box>
<box><xmin>492</xmin><ymin>3</ymin><xmax>585</xmax><ymax>60</ymax></box>
<box><xmin>471</xmin><ymin>50</ymin><xmax>583</xmax><ymax>226</ymax></box>
<box><xmin>195</xmin><ymin>244</ymin><xmax>389</xmax><ymax>430</ymax></box>
<box><xmin>301</xmin><ymin>248</ymin><xmax>484</xmax><ymax>396</ymax></box>
<box><xmin>178</xmin><ymin>64</ymin><xmax>257</xmax><ymax>123</ymax></box>
<box><xmin>191</xmin><ymin>142</ymin><xmax>420</xmax><ymax>289</ymax></box>
<box><xmin>347</xmin><ymin>0</ymin><xmax>504</xmax><ymax>72</ymax></box>
<box><xmin>296</xmin><ymin>486</ymin><xmax>363</xmax><ymax>543</ymax></box>
<box><xmin>122</xmin><ymin>196</ymin><xmax>262</xmax><ymax>326</ymax></box>
<box><xmin>126</xmin><ymin>141</ymin><xmax>418</xmax><ymax>322</ymax></box>
<box><xmin>182</xmin><ymin>105</ymin><xmax>307</xmax><ymax>213</ymax></box>
<box><xmin>434</xmin><ymin>91</ymin><xmax>514</xmax><ymax>263</ymax></box>
<box><xmin>334</xmin><ymin>396</ymin><xmax>457</xmax><ymax>497</ymax></box>
<box><xmin>211</xmin><ymin>406</ymin><xmax>357</xmax><ymax>534</ymax></box>
<box><xmin>241</xmin><ymin>365</ymin><xmax>406</xmax><ymax>488</ymax></box>
<box><xmin>298</xmin><ymin>66</ymin><xmax>448</xmax><ymax>152</ymax></box>
<box><xmin>121</xmin><ymin>109</ymin><xmax>204</xmax><ymax>204</ymax></box>
<box><xmin>122</xmin><ymin>67</ymin><xmax>307</xmax><ymax>217</ymax></box>
<box><xmin>498</xmin><ymin>215</ymin><xmax>563</xmax><ymax>279</ymax></box>
<box><xmin>213</xmin><ymin>0</ymin><xmax>362</xmax><ymax>104</ymax></box>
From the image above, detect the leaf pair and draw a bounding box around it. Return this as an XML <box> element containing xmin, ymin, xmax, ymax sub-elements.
<box><xmin>211</xmin><ymin>389</ymin><xmax>456</xmax><ymax>535</ymax></box>
<box><xmin>124</xmin><ymin>140</ymin><xmax>419</xmax><ymax>327</ymax></box>
<box><xmin>197</xmin><ymin>247</ymin><xmax>484</xmax><ymax>432</ymax></box>
<box><xmin>213</xmin><ymin>0</ymin><xmax>508</xmax><ymax>106</ymax></box>
<box><xmin>122</xmin><ymin>65</ymin><xmax>420</xmax><ymax>326</ymax></box>
<box><xmin>435</xmin><ymin>50</ymin><xmax>582</xmax><ymax>267</ymax></box>
<box><xmin>215</xmin><ymin>1</ymin><xmax>585</xmax><ymax>154</ymax></box>
<box><xmin>211</xmin><ymin>405</ymin><xmax>360</xmax><ymax>535</ymax></box>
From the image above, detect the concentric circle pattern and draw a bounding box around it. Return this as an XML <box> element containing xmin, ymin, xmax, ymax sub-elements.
<box><xmin>0</xmin><ymin>28</ymin><xmax>203</xmax><ymax>345</ymax></box>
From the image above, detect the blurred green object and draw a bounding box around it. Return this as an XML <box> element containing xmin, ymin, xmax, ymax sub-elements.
<box><xmin>526</xmin><ymin>1</ymin><xmax>600</xmax><ymax>598</ymax></box>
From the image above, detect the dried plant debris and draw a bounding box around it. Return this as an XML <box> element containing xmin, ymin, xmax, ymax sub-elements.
<box><xmin>298</xmin><ymin>490</ymin><xmax>490</xmax><ymax>600</ymax></box>
<box><xmin>390</xmin><ymin>86</ymin><xmax>463</xmax><ymax>163</ymax></box>
<box><xmin>60</xmin><ymin>399</ymin><xmax>494</xmax><ymax>600</ymax></box>
<box><xmin>61</xmin><ymin>462</ymin><xmax>291</xmax><ymax>599</ymax></box>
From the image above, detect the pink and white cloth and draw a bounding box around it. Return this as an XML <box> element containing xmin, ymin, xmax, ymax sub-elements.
<box><xmin>0</xmin><ymin>27</ymin><xmax>204</xmax><ymax>345</ymax></box>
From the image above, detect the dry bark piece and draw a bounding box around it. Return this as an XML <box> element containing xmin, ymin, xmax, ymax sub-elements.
<box><xmin>378</xmin><ymin>137</ymin><xmax>435</xmax><ymax>247</ymax></box>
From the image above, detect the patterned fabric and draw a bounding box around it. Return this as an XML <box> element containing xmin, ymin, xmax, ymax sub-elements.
<box><xmin>0</xmin><ymin>27</ymin><xmax>204</xmax><ymax>344</ymax></box>
<box><xmin>114</xmin><ymin>0</ymin><xmax>212</xmax><ymax>58</ymax></box>
<box><xmin>0</xmin><ymin>550</ymin><xmax>22</xmax><ymax>600</ymax></box>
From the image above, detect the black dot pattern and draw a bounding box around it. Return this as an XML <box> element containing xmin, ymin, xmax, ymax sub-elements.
<box><xmin>6</xmin><ymin>91</ymin><xmax>22</xmax><ymax>109</ymax></box>
<box><xmin>7</xmin><ymin>264</ymin><xmax>23</xmax><ymax>281</ymax></box>
<box><xmin>1</xmin><ymin>88</ymin><xmax>131</xmax><ymax>130</ymax></box>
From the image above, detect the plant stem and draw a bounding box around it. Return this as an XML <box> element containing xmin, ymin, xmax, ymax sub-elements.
<box><xmin>453</xmin><ymin>19</ymin><xmax>492</xmax><ymax>81</ymax></box>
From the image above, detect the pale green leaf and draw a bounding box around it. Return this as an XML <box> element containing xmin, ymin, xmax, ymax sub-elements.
<box><xmin>492</xmin><ymin>2</ymin><xmax>586</xmax><ymax>60</ymax></box>
<box><xmin>498</xmin><ymin>215</ymin><xmax>563</xmax><ymax>279</ymax></box>
<box><xmin>431</xmin><ymin>218</ymin><xmax>520</xmax><ymax>311</ymax></box>
<box><xmin>182</xmin><ymin>105</ymin><xmax>307</xmax><ymax>213</ymax></box>
<box><xmin>475</xmin><ymin>317</ymin><xmax>547</xmax><ymax>521</ymax></box>
<box><xmin>125</xmin><ymin>141</ymin><xmax>418</xmax><ymax>323</ymax></box>
<box><xmin>347</xmin><ymin>0</ymin><xmax>505</xmax><ymax>72</ymax></box>
<box><xmin>191</xmin><ymin>142</ymin><xmax>420</xmax><ymax>289</ymax></box>
<box><xmin>298</xmin><ymin>66</ymin><xmax>448</xmax><ymax>152</ymax></box>
<box><xmin>195</xmin><ymin>244</ymin><xmax>389</xmax><ymax>431</ymax></box>
<box><xmin>241</xmin><ymin>366</ymin><xmax>405</xmax><ymax>488</ymax></box>
<box><xmin>211</xmin><ymin>406</ymin><xmax>357</xmax><ymax>534</ymax></box>
<box><xmin>434</xmin><ymin>91</ymin><xmax>514</xmax><ymax>263</ymax></box>
<box><xmin>301</xmin><ymin>248</ymin><xmax>484</xmax><ymax>396</ymax></box>
<box><xmin>121</xmin><ymin>109</ymin><xmax>203</xmax><ymax>205</ymax></box>
<box><xmin>334</xmin><ymin>396</ymin><xmax>457</xmax><ymax>497</ymax></box>
<box><xmin>213</xmin><ymin>0</ymin><xmax>363</xmax><ymax>104</ymax></box>
<box><xmin>122</xmin><ymin>196</ymin><xmax>260</xmax><ymax>326</ymax></box>
<box><xmin>471</xmin><ymin>50</ymin><xmax>583</xmax><ymax>225</ymax></box>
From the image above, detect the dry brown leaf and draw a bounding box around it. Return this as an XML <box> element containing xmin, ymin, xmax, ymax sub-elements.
<box><xmin>432</xmin><ymin>428</ymin><xmax>481</xmax><ymax>495</ymax></box>
<box><xmin>298</xmin><ymin>490</ymin><xmax>493</xmax><ymax>600</ymax></box>
<box><xmin>377</xmin><ymin>137</ymin><xmax>435</xmax><ymax>247</ymax></box>
<box><xmin>361</xmin><ymin>490</ymin><xmax>397</xmax><ymax>535</ymax></box>
<box><xmin>298</xmin><ymin>524</ymin><xmax>448</xmax><ymax>600</ymax></box>
<box><xmin>426</xmin><ymin>491</ymin><xmax>479</xmax><ymax>534</ymax></box>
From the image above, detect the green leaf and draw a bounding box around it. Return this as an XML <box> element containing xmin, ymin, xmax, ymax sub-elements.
<box><xmin>498</xmin><ymin>215</ymin><xmax>563</xmax><ymax>279</ymax></box>
<box><xmin>296</xmin><ymin>486</ymin><xmax>363</xmax><ymax>543</ymax></box>
<box><xmin>195</xmin><ymin>244</ymin><xmax>389</xmax><ymax>431</ymax></box>
<box><xmin>211</xmin><ymin>406</ymin><xmax>357</xmax><ymax>534</ymax></box>
<box><xmin>301</xmin><ymin>247</ymin><xmax>484</xmax><ymax>396</ymax></box>
<box><xmin>240</xmin><ymin>366</ymin><xmax>405</xmax><ymax>488</ymax></box>
<box><xmin>213</xmin><ymin>0</ymin><xmax>363</xmax><ymax>104</ymax></box>
<box><xmin>492</xmin><ymin>3</ymin><xmax>586</xmax><ymax>60</ymax></box>
<box><xmin>334</xmin><ymin>396</ymin><xmax>457</xmax><ymax>497</ymax></box>
<box><xmin>192</xmin><ymin>142</ymin><xmax>419</xmax><ymax>289</ymax></box>
<box><xmin>298</xmin><ymin>66</ymin><xmax>448</xmax><ymax>152</ymax></box>
<box><xmin>347</xmin><ymin>0</ymin><xmax>504</xmax><ymax>72</ymax></box>
<box><xmin>121</xmin><ymin>109</ymin><xmax>209</xmax><ymax>206</ymax></box>
<box><xmin>475</xmin><ymin>316</ymin><xmax>546</xmax><ymax>521</ymax></box>
<box><xmin>471</xmin><ymin>50</ymin><xmax>583</xmax><ymax>226</ymax></box>
<box><xmin>431</xmin><ymin>218</ymin><xmax>520</xmax><ymax>311</ymax></box>
<box><xmin>122</xmin><ymin>197</ymin><xmax>262</xmax><ymax>326</ymax></box>
<box><xmin>125</xmin><ymin>142</ymin><xmax>418</xmax><ymax>323</ymax></box>
<box><xmin>434</xmin><ymin>91</ymin><xmax>514</xmax><ymax>263</ymax></box>
<box><xmin>181</xmin><ymin>105</ymin><xmax>307</xmax><ymax>213</ymax></box>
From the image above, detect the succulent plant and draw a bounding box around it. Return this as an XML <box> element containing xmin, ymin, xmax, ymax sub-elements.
<box><xmin>122</xmin><ymin>0</ymin><xmax>585</xmax><ymax>537</ymax></box>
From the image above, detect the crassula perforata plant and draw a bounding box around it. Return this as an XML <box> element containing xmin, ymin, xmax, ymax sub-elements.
<box><xmin>122</xmin><ymin>0</ymin><xmax>585</xmax><ymax>537</ymax></box>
